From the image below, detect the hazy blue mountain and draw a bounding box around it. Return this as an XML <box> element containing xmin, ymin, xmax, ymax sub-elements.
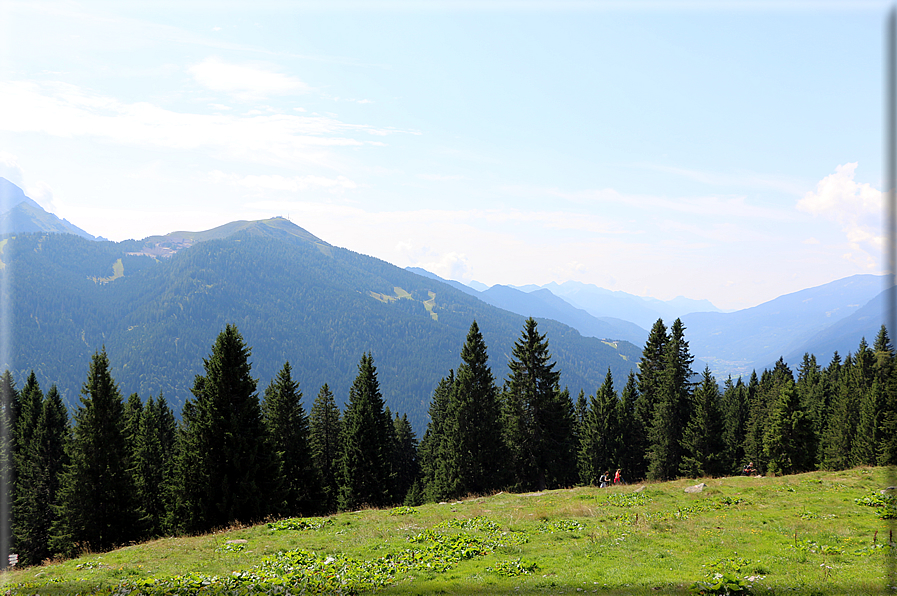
<box><xmin>519</xmin><ymin>281</ymin><xmax>722</xmax><ymax>329</ymax></box>
<box><xmin>478</xmin><ymin>285</ymin><xmax>648</xmax><ymax>345</ymax></box>
<box><xmin>5</xmin><ymin>221</ymin><xmax>641</xmax><ymax>433</ymax></box>
<box><xmin>406</xmin><ymin>267</ymin><xmax>479</xmax><ymax>297</ymax></box>
<box><xmin>0</xmin><ymin>177</ymin><xmax>98</xmax><ymax>240</ymax></box>
<box><xmin>681</xmin><ymin>274</ymin><xmax>886</xmax><ymax>378</ymax></box>
<box><xmin>780</xmin><ymin>286</ymin><xmax>892</xmax><ymax>370</ymax></box>
<box><xmin>406</xmin><ymin>268</ymin><xmax>649</xmax><ymax>345</ymax></box>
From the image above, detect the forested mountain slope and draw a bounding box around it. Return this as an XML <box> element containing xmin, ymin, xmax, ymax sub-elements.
<box><xmin>2</xmin><ymin>222</ymin><xmax>640</xmax><ymax>432</ymax></box>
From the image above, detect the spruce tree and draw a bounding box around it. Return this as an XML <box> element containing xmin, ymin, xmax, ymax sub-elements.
<box><xmin>679</xmin><ymin>367</ymin><xmax>724</xmax><ymax>478</ymax></box>
<box><xmin>391</xmin><ymin>413</ymin><xmax>419</xmax><ymax>504</ymax></box>
<box><xmin>51</xmin><ymin>349</ymin><xmax>136</xmax><ymax>555</ymax></box>
<box><xmin>578</xmin><ymin>369</ymin><xmax>619</xmax><ymax>485</ymax></box>
<box><xmin>0</xmin><ymin>371</ymin><xmax>17</xmax><ymax>568</ymax></box>
<box><xmin>822</xmin><ymin>353</ymin><xmax>859</xmax><ymax>470</ymax></box>
<box><xmin>15</xmin><ymin>372</ymin><xmax>43</xmax><ymax>465</ymax></box>
<box><xmin>796</xmin><ymin>353</ymin><xmax>825</xmax><ymax>468</ymax></box>
<box><xmin>338</xmin><ymin>353</ymin><xmax>393</xmax><ymax>510</ymax></box>
<box><xmin>444</xmin><ymin>321</ymin><xmax>507</xmax><ymax>497</ymax></box>
<box><xmin>763</xmin><ymin>380</ymin><xmax>815</xmax><ymax>475</ymax></box>
<box><xmin>634</xmin><ymin>319</ymin><xmax>668</xmax><ymax>481</ymax></box>
<box><xmin>122</xmin><ymin>393</ymin><xmax>143</xmax><ymax>470</ymax></box>
<box><xmin>719</xmin><ymin>376</ymin><xmax>748</xmax><ymax>475</ymax></box>
<box><xmin>263</xmin><ymin>362</ymin><xmax>319</xmax><ymax>516</ymax></box>
<box><xmin>12</xmin><ymin>372</ymin><xmax>42</xmax><ymax>555</ymax></box>
<box><xmin>502</xmin><ymin>318</ymin><xmax>574</xmax><ymax>491</ymax></box>
<box><xmin>172</xmin><ymin>325</ymin><xmax>279</xmax><ymax>534</ymax></box>
<box><xmin>418</xmin><ymin>373</ymin><xmax>455</xmax><ymax>502</ymax></box>
<box><xmin>133</xmin><ymin>395</ymin><xmax>176</xmax><ymax>537</ymax></box>
<box><xmin>13</xmin><ymin>385</ymin><xmax>68</xmax><ymax>566</ymax></box>
<box><xmin>647</xmin><ymin>318</ymin><xmax>694</xmax><ymax>481</ymax></box>
<box><xmin>741</xmin><ymin>370</ymin><xmax>764</xmax><ymax>472</ymax></box>
<box><xmin>309</xmin><ymin>383</ymin><xmax>342</xmax><ymax>513</ymax></box>
<box><xmin>616</xmin><ymin>371</ymin><xmax>640</xmax><ymax>483</ymax></box>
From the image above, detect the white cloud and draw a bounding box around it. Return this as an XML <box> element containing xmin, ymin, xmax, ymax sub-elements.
<box><xmin>797</xmin><ymin>162</ymin><xmax>883</xmax><ymax>261</ymax></box>
<box><xmin>0</xmin><ymin>153</ymin><xmax>58</xmax><ymax>212</ymax></box>
<box><xmin>0</xmin><ymin>80</ymin><xmax>403</xmax><ymax>169</ymax></box>
<box><xmin>189</xmin><ymin>57</ymin><xmax>312</xmax><ymax>101</ymax></box>
<box><xmin>0</xmin><ymin>153</ymin><xmax>26</xmax><ymax>188</ymax></box>
<box><xmin>417</xmin><ymin>173</ymin><xmax>465</xmax><ymax>181</ymax></box>
<box><xmin>209</xmin><ymin>171</ymin><xmax>358</xmax><ymax>192</ymax></box>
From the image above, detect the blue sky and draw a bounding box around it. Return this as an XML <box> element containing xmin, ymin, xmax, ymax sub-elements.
<box><xmin>0</xmin><ymin>1</ymin><xmax>889</xmax><ymax>310</ymax></box>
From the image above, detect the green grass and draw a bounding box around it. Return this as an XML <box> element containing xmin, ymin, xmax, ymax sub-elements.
<box><xmin>4</xmin><ymin>468</ymin><xmax>895</xmax><ymax>595</ymax></box>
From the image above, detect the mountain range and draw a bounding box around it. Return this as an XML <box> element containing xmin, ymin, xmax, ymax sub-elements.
<box><xmin>0</xmin><ymin>181</ymin><xmax>642</xmax><ymax>432</ymax></box>
<box><xmin>0</xmin><ymin>177</ymin><xmax>889</xmax><ymax>425</ymax></box>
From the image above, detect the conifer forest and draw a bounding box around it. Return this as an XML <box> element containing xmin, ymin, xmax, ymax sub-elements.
<box><xmin>4</xmin><ymin>316</ymin><xmax>896</xmax><ymax>568</ymax></box>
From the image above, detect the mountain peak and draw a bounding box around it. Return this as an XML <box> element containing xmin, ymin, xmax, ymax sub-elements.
<box><xmin>132</xmin><ymin>216</ymin><xmax>328</xmax><ymax>258</ymax></box>
<box><xmin>0</xmin><ymin>177</ymin><xmax>98</xmax><ymax>240</ymax></box>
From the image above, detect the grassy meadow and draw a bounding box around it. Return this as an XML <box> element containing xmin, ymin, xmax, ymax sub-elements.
<box><xmin>3</xmin><ymin>467</ymin><xmax>895</xmax><ymax>595</ymax></box>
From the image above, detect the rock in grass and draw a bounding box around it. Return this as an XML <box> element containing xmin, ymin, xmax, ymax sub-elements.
<box><xmin>684</xmin><ymin>483</ymin><xmax>707</xmax><ymax>494</ymax></box>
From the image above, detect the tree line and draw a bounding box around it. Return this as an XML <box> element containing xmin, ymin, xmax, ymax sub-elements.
<box><xmin>4</xmin><ymin>317</ymin><xmax>896</xmax><ymax>567</ymax></box>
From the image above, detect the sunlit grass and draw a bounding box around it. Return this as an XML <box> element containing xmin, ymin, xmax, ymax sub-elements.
<box><xmin>4</xmin><ymin>467</ymin><xmax>894</xmax><ymax>595</ymax></box>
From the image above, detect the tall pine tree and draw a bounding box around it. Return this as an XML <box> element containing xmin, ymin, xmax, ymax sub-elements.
<box><xmin>133</xmin><ymin>394</ymin><xmax>176</xmax><ymax>537</ymax></box>
<box><xmin>679</xmin><ymin>367</ymin><xmax>724</xmax><ymax>478</ymax></box>
<box><xmin>634</xmin><ymin>319</ymin><xmax>668</xmax><ymax>481</ymax></box>
<box><xmin>51</xmin><ymin>349</ymin><xmax>136</xmax><ymax>555</ymax></box>
<box><xmin>419</xmin><ymin>372</ymin><xmax>455</xmax><ymax>502</ymax></box>
<box><xmin>443</xmin><ymin>321</ymin><xmax>507</xmax><ymax>497</ymax></box>
<box><xmin>309</xmin><ymin>384</ymin><xmax>342</xmax><ymax>513</ymax></box>
<box><xmin>262</xmin><ymin>362</ymin><xmax>319</xmax><ymax>516</ymax></box>
<box><xmin>13</xmin><ymin>385</ymin><xmax>68</xmax><ymax>566</ymax></box>
<box><xmin>647</xmin><ymin>318</ymin><xmax>694</xmax><ymax>481</ymax></box>
<box><xmin>502</xmin><ymin>318</ymin><xmax>575</xmax><ymax>491</ymax></box>
<box><xmin>338</xmin><ymin>353</ymin><xmax>393</xmax><ymax>510</ymax></box>
<box><xmin>171</xmin><ymin>325</ymin><xmax>279</xmax><ymax>534</ymax></box>
<box><xmin>578</xmin><ymin>369</ymin><xmax>619</xmax><ymax>485</ymax></box>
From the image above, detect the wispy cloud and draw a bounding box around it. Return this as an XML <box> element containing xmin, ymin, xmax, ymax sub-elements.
<box><xmin>647</xmin><ymin>164</ymin><xmax>808</xmax><ymax>196</ymax></box>
<box><xmin>513</xmin><ymin>185</ymin><xmax>800</xmax><ymax>222</ymax></box>
<box><xmin>189</xmin><ymin>57</ymin><xmax>313</xmax><ymax>101</ymax></box>
<box><xmin>209</xmin><ymin>171</ymin><xmax>359</xmax><ymax>192</ymax></box>
<box><xmin>0</xmin><ymin>80</ymin><xmax>408</xmax><ymax>168</ymax></box>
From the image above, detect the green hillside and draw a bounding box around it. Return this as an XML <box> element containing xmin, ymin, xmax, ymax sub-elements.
<box><xmin>4</xmin><ymin>467</ymin><xmax>892</xmax><ymax>595</ymax></box>
<box><xmin>2</xmin><ymin>223</ymin><xmax>641</xmax><ymax>431</ymax></box>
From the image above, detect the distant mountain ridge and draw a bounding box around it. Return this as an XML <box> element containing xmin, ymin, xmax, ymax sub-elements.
<box><xmin>1</xmin><ymin>175</ymin><xmax>888</xmax><ymax>385</ymax></box>
<box><xmin>420</xmin><ymin>271</ymin><xmax>889</xmax><ymax>380</ymax></box>
<box><xmin>0</xmin><ymin>177</ymin><xmax>99</xmax><ymax>240</ymax></box>
<box><xmin>407</xmin><ymin>268</ymin><xmax>649</xmax><ymax>346</ymax></box>
<box><xmin>4</xmin><ymin>222</ymin><xmax>641</xmax><ymax>433</ymax></box>
<box><xmin>681</xmin><ymin>274</ymin><xmax>886</xmax><ymax>377</ymax></box>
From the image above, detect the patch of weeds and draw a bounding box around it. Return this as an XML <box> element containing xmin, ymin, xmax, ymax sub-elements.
<box><xmin>486</xmin><ymin>558</ymin><xmax>538</xmax><ymax>576</ymax></box>
<box><xmin>214</xmin><ymin>541</ymin><xmax>246</xmax><ymax>554</ymax></box>
<box><xmin>855</xmin><ymin>490</ymin><xmax>897</xmax><ymax>519</ymax></box>
<box><xmin>705</xmin><ymin>557</ymin><xmax>751</xmax><ymax>575</ymax></box>
<box><xmin>389</xmin><ymin>506</ymin><xmax>418</xmax><ymax>516</ymax></box>
<box><xmin>125</xmin><ymin>516</ymin><xmax>530</xmax><ymax>595</ymax></box>
<box><xmin>433</xmin><ymin>516</ymin><xmax>500</xmax><ymax>532</ymax></box>
<box><xmin>799</xmin><ymin>510</ymin><xmax>819</xmax><ymax>520</ymax></box>
<box><xmin>267</xmin><ymin>517</ymin><xmax>333</xmax><ymax>532</ymax></box>
<box><xmin>75</xmin><ymin>559</ymin><xmax>107</xmax><ymax>571</ymax></box>
<box><xmin>790</xmin><ymin>539</ymin><xmax>842</xmax><ymax>555</ymax></box>
<box><xmin>537</xmin><ymin>519</ymin><xmax>585</xmax><ymax>533</ymax></box>
<box><xmin>692</xmin><ymin>556</ymin><xmax>763</xmax><ymax>595</ymax></box>
<box><xmin>690</xmin><ymin>573</ymin><xmax>756</xmax><ymax>595</ymax></box>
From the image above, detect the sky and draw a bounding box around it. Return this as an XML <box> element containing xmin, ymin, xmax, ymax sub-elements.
<box><xmin>0</xmin><ymin>0</ymin><xmax>890</xmax><ymax>311</ymax></box>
